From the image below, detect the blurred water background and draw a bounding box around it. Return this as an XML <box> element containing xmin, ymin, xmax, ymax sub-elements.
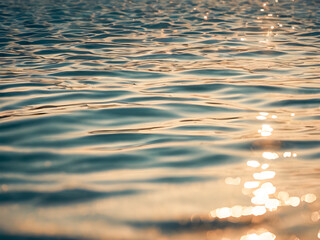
<box><xmin>0</xmin><ymin>0</ymin><xmax>320</xmax><ymax>239</ymax></box>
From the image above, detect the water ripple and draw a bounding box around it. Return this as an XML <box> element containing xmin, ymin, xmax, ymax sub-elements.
<box><xmin>0</xmin><ymin>0</ymin><xmax>319</xmax><ymax>239</ymax></box>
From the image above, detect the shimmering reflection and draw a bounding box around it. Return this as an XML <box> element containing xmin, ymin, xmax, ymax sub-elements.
<box><xmin>247</xmin><ymin>160</ymin><xmax>260</xmax><ymax>168</ymax></box>
<box><xmin>258</xmin><ymin>125</ymin><xmax>273</xmax><ymax>137</ymax></box>
<box><xmin>253</xmin><ymin>171</ymin><xmax>275</xmax><ymax>180</ymax></box>
<box><xmin>209</xmin><ymin>112</ymin><xmax>319</xmax><ymax>239</ymax></box>
<box><xmin>262</xmin><ymin>152</ymin><xmax>279</xmax><ymax>160</ymax></box>
<box><xmin>0</xmin><ymin>0</ymin><xmax>319</xmax><ymax>239</ymax></box>
<box><xmin>240</xmin><ymin>231</ymin><xmax>276</xmax><ymax>240</ymax></box>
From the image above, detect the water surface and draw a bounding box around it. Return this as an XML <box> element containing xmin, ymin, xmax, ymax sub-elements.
<box><xmin>0</xmin><ymin>0</ymin><xmax>320</xmax><ymax>239</ymax></box>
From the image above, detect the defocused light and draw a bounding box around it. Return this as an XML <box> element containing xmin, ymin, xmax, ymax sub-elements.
<box><xmin>216</xmin><ymin>207</ymin><xmax>232</xmax><ymax>219</ymax></box>
<box><xmin>261</xmin><ymin>182</ymin><xmax>276</xmax><ymax>194</ymax></box>
<box><xmin>258</xmin><ymin>124</ymin><xmax>273</xmax><ymax>136</ymax></box>
<box><xmin>256</xmin><ymin>116</ymin><xmax>267</xmax><ymax>120</ymax></box>
<box><xmin>278</xmin><ymin>191</ymin><xmax>289</xmax><ymax>201</ymax></box>
<box><xmin>261</xmin><ymin>163</ymin><xmax>269</xmax><ymax>169</ymax></box>
<box><xmin>251</xmin><ymin>183</ymin><xmax>276</xmax><ymax>205</ymax></box>
<box><xmin>302</xmin><ymin>193</ymin><xmax>317</xmax><ymax>203</ymax></box>
<box><xmin>231</xmin><ymin>205</ymin><xmax>243</xmax><ymax>218</ymax></box>
<box><xmin>287</xmin><ymin>196</ymin><xmax>300</xmax><ymax>207</ymax></box>
<box><xmin>247</xmin><ymin>160</ymin><xmax>260</xmax><ymax>168</ymax></box>
<box><xmin>252</xmin><ymin>195</ymin><xmax>269</xmax><ymax>205</ymax></box>
<box><xmin>252</xmin><ymin>206</ymin><xmax>267</xmax><ymax>216</ymax></box>
<box><xmin>244</xmin><ymin>181</ymin><xmax>260</xmax><ymax>189</ymax></box>
<box><xmin>253</xmin><ymin>171</ymin><xmax>275</xmax><ymax>180</ymax></box>
<box><xmin>265</xmin><ymin>199</ymin><xmax>280</xmax><ymax>211</ymax></box>
<box><xmin>311</xmin><ymin>211</ymin><xmax>320</xmax><ymax>222</ymax></box>
<box><xmin>283</xmin><ymin>152</ymin><xmax>292</xmax><ymax>158</ymax></box>
<box><xmin>263</xmin><ymin>152</ymin><xmax>279</xmax><ymax>160</ymax></box>
<box><xmin>225</xmin><ymin>177</ymin><xmax>241</xmax><ymax>185</ymax></box>
<box><xmin>242</xmin><ymin>207</ymin><xmax>253</xmax><ymax>216</ymax></box>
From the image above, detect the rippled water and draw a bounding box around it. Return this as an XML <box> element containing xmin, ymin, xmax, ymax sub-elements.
<box><xmin>0</xmin><ymin>0</ymin><xmax>320</xmax><ymax>239</ymax></box>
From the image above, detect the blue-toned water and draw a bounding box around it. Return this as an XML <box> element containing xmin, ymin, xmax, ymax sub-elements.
<box><xmin>0</xmin><ymin>0</ymin><xmax>320</xmax><ymax>239</ymax></box>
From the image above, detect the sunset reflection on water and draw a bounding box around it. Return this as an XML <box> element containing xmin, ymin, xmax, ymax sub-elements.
<box><xmin>213</xmin><ymin>112</ymin><xmax>319</xmax><ymax>239</ymax></box>
<box><xmin>0</xmin><ymin>0</ymin><xmax>319</xmax><ymax>239</ymax></box>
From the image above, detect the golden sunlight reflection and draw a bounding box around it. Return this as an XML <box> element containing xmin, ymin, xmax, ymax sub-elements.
<box><xmin>210</xmin><ymin>205</ymin><xmax>268</xmax><ymax>219</ymax></box>
<box><xmin>286</xmin><ymin>196</ymin><xmax>300</xmax><ymax>207</ymax></box>
<box><xmin>258</xmin><ymin>124</ymin><xmax>273</xmax><ymax>137</ymax></box>
<box><xmin>225</xmin><ymin>177</ymin><xmax>241</xmax><ymax>185</ymax></box>
<box><xmin>262</xmin><ymin>152</ymin><xmax>279</xmax><ymax>160</ymax></box>
<box><xmin>244</xmin><ymin>181</ymin><xmax>260</xmax><ymax>189</ymax></box>
<box><xmin>265</xmin><ymin>199</ymin><xmax>280</xmax><ymax>211</ymax></box>
<box><xmin>208</xmin><ymin>111</ymin><xmax>319</xmax><ymax>239</ymax></box>
<box><xmin>283</xmin><ymin>152</ymin><xmax>297</xmax><ymax>158</ymax></box>
<box><xmin>277</xmin><ymin>191</ymin><xmax>289</xmax><ymax>202</ymax></box>
<box><xmin>302</xmin><ymin>193</ymin><xmax>317</xmax><ymax>203</ymax></box>
<box><xmin>311</xmin><ymin>211</ymin><xmax>320</xmax><ymax>222</ymax></box>
<box><xmin>256</xmin><ymin>116</ymin><xmax>267</xmax><ymax>120</ymax></box>
<box><xmin>253</xmin><ymin>171</ymin><xmax>275</xmax><ymax>180</ymax></box>
<box><xmin>247</xmin><ymin>160</ymin><xmax>260</xmax><ymax>168</ymax></box>
<box><xmin>240</xmin><ymin>231</ymin><xmax>276</xmax><ymax>240</ymax></box>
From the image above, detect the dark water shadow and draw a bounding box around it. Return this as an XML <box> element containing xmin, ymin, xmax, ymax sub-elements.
<box><xmin>127</xmin><ymin>217</ymin><xmax>261</xmax><ymax>234</ymax></box>
<box><xmin>0</xmin><ymin>188</ymin><xmax>141</xmax><ymax>206</ymax></box>
<box><xmin>0</xmin><ymin>233</ymin><xmax>87</xmax><ymax>240</ymax></box>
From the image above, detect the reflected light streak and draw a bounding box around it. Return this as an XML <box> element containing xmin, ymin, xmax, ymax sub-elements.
<box><xmin>252</xmin><ymin>206</ymin><xmax>267</xmax><ymax>216</ymax></box>
<box><xmin>278</xmin><ymin>191</ymin><xmax>289</xmax><ymax>201</ymax></box>
<box><xmin>311</xmin><ymin>211</ymin><xmax>320</xmax><ymax>222</ymax></box>
<box><xmin>244</xmin><ymin>181</ymin><xmax>260</xmax><ymax>189</ymax></box>
<box><xmin>247</xmin><ymin>160</ymin><xmax>260</xmax><ymax>168</ymax></box>
<box><xmin>283</xmin><ymin>152</ymin><xmax>292</xmax><ymax>158</ymax></box>
<box><xmin>211</xmin><ymin>205</ymin><xmax>269</xmax><ymax>219</ymax></box>
<box><xmin>283</xmin><ymin>152</ymin><xmax>297</xmax><ymax>158</ymax></box>
<box><xmin>302</xmin><ymin>193</ymin><xmax>317</xmax><ymax>203</ymax></box>
<box><xmin>252</xmin><ymin>195</ymin><xmax>269</xmax><ymax>205</ymax></box>
<box><xmin>240</xmin><ymin>232</ymin><xmax>276</xmax><ymax>240</ymax></box>
<box><xmin>256</xmin><ymin>116</ymin><xmax>267</xmax><ymax>120</ymax></box>
<box><xmin>253</xmin><ymin>171</ymin><xmax>275</xmax><ymax>180</ymax></box>
<box><xmin>231</xmin><ymin>205</ymin><xmax>243</xmax><ymax>218</ymax></box>
<box><xmin>258</xmin><ymin>124</ymin><xmax>273</xmax><ymax>136</ymax></box>
<box><xmin>265</xmin><ymin>199</ymin><xmax>280</xmax><ymax>211</ymax></box>
<box><xmin>286</xmin><ymin>196</ymin><xmax>300</xmax><ymax>207</ymax></box>
<box><xmin>262</xmin><ymin>152</ymin><xmax>279</xmax><ymax>160</ymax></box>
<box><xmin>225</xmin><ymin>177</ymin><xmax>241</xmax><ymax>185</ymax></box>
<box><xmin>251</xmin><ymin>183</ymin><xmax>276</xmax><ymax>205</ymax></box>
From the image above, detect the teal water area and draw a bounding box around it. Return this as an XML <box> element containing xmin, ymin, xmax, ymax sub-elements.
<box><xmin>0</xmin><ymin>0</ymin><xmax>320</xmax><ymax>239</ymax></box>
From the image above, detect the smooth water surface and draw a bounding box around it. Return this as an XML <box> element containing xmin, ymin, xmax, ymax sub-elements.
<box><xmin>0</xmin><ymin>0</ymin><xmax>320</xmax><ymax>239</ymax></box>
